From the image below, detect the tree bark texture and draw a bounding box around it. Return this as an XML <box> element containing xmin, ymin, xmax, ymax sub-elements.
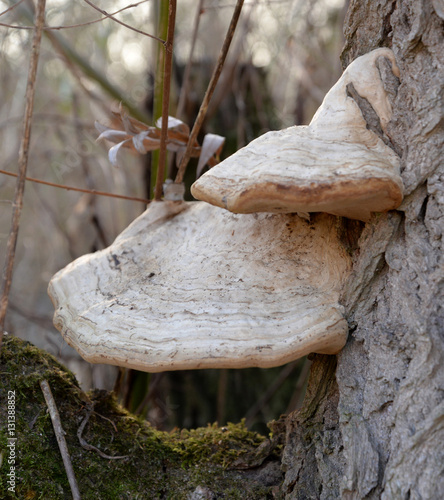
<box><xmin>282</xmin><ymin>1</ymin><xmax>444</xmax><ymax>498</ymax></box>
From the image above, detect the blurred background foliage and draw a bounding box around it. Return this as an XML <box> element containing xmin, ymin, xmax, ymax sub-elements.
<box><xmin>0</xmin><ymin>0</ymin><xmax>346</xmax><ymax>434</ymax></box>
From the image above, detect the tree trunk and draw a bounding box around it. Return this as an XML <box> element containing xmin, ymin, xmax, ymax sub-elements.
<box><xmin>282</xmin><ymin>1</ymin><xmax>444</xmax><ymax>498</ymax></box>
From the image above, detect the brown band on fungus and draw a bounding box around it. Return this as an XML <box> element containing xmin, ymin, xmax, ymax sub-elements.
<box><xmin>191</xmin><ymin>49</ymin><xmax>404</xmax><ymax>222</ymax></box>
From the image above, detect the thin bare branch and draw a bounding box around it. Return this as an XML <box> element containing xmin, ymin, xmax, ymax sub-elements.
<box><xmin>46</xmin><ymin>1</ymin><xmax>150</xmax><ymax>30</ymax></box>
<box><xmin>83</xmin><ymin>0</ymin><xmax>165</xmax><ymax>45</ymax></box>
<box><xmin>176</xmin><ymin>0</ymin><xmax>205</xmax><ymax>120</ymax></box>
<box><xmin>0</xmin><ymin>0</ymin><xmax>150</xmax><ymax>30</ymax></box>
<box><xmin>205</xmin><ymin>0</ymin><xmax>291</xmax><ymax>7</ymax></box>
<box><xmin>8</xmin><ymin>300</ymin><xmax>54</xmax><ymax>329</ymax></box>
<box><xmin>78</xmin><ymin>403</ymin><xmax>128</xmax><ymax>460</ymax></box>
<box><xmin>0</xmin><ymin>0</ymin><xmax>26</xmax><ymax>18</ymax></box>
<box><xmin>0</xmin><ymin>0</ymin><xmax>46</xmax><ymax>349</ymax></box>
<box><xmin>244</xmin><ymin>360</ymin><xmax>299</xmax><ymax>427</ymax></box>
<box><xmin>154</xmin><ymin>0</ymin><xmax>177</xmax><ymax>200</ymax></box>
<box><xmin>285</xmin><ymin>358</ymin><xmax>311</xmax><ymax>413</ymax></box>
<box><xmin>0</xmin><ymin>22</ymin><xmax>28</xmax><ymax>29</ymax></box>
<box><xmin>0</xmin><ymin>169</ymin><xmax>150</xmax><ymax>204</ymax></box>
<box><xmin>93</xmin><ymin>411</ymin><xmax>118</xmax><ymax>433</ymax></box>
<box><xmin>206</xmin><ymin>1</ymin><xmax>256</xmax><ymax>120</ymax></box>
<box><xmin>167</xmin><ymin>0</ymin><xmax>204</xmax><ymax>179</ymax></box>
<box><xmin>30</xmin><ymin>183</ymin><xmax>78</xmax><ymax>261</ymax></box>
<box><xmin>16</xmin><ymin>4</ymin><xmax>151</xmax><ymax>123</ymax></box>
<box><xmin>0</xmin><ymin>113</ymin><xmax>96</xmax><ymax>131</ymax></box>
<box><xmin>217</xmin><ymin>369</ymin><xmax>228</xmax><ymax>425</ymax></box>
<box><xmin>134</xmin><ymin>373</ymin><xmax>164</xmax><ymax>416</ymax></box>
<box><xmin>175</xmin><ymin>0</ymin><xmax>245</xmax><ymax>184</ymax></box>
<box><xmin>72</xmin><ymin>92</ymin><xmax>109</xmax><ymax>248</ymax></box>
<box><xmin>45</xmin><ymin>33</ymin><xmax>118</xmax><ymax>120</ymax></box>
<box><xmin>40</xmin><ymin>379</ymin><xmax>81</xmax><ymax>500</ymax></box>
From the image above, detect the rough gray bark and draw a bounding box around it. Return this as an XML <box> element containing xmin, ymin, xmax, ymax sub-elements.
<box><xmin>282</xmin><ymin>1</ymin><xmax>444</xmax><ymax>498</ymax></box>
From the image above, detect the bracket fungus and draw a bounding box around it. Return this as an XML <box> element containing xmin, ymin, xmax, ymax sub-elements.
<box><xmin>48</xmin><ymin>201</ymin><xmax>352</xmax><ymax>372</ymax></box>
<box><xmin>191</xmin><ymin>48</ymin><xmax>404</xmax><ymax>222</ymax></box>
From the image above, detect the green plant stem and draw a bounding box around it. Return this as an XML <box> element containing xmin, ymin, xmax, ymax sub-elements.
<box><xmin>151</xmin><ymin>1</ymin><xmax>170</xmax><ymax>198</ymax></box>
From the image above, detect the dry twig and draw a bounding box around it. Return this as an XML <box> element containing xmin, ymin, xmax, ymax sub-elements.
<box><xmin>166</xmin><ymin>0</ymin><xmax>205</xmax><ymax>179</ymax></box>
<box><xmin>134</xmin><ymin>373</ymin><xmax>164</xmax><ymax>416</ymax></box>
<box><xmin>0</xmin><ymin>1</ymin><xmax>149</xmax><ymax>30</ymax></box>
<box><xmin>93</xmin><ymin>411</ymin><xmax>118</xmax><ymax>433</ymax></box>
<box><xmin>285</xmin><ymin>358</ymin><xmax>311</xmax><ymax>413</ymax></box>
<box><xmin>77</xmin><ymin>403</ymin><xmax>128</xmax><ymax>460</ymax></box>
<box><xmin>40</xmin><ymin>379</ymin><xmax>81</xmax><ymax>500</ymax></box>
<box><xmin>83</xmin><ymin>0</ymin><xmax>165</xmax><ymax>45</ymax></box>
<box><xmin>176</xmin><ymin>0</ymin><xmax>205</xmax><ymax>120</ymax></box>
<box><xmin>0</xmin><ymin>169</ymin><xmax>150</xmax><ymax>204</ymax></box>
<box><xmin>0</xmin><ymin>0</ymin><xmax>26</xmax><ymax>18</ymax></box>
<box><xmin>0</xmin><ymin>0</ymin><xmax>46</xmax><ymax>349</ymax></box>
<box><xmin>175</xmin><ymin>0</ymin><xmax>245</xmax><ymax>184</ymax></box>
<box><xmin>72</xmin><ymin>92</ymin><xmax>109</xmax><ymax>248</ymax></box>
<box><xmin>245</xmin><ymin>360</ymin><xmax>299</xmax><ymax>427</ymax></box>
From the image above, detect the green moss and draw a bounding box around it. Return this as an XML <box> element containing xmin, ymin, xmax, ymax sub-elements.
<box><xmin>166</xmin><ymin>421</ymin><xmax>266</xmax><ymax>468</ymax></box>
<box><xmin>0</xmin><ymin>336</ymin><xmax>283</xmax><ymax>499</ymax></box>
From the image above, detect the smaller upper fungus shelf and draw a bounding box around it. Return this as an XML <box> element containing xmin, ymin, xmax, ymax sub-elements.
<box><xmin>191</xmin><ymin>48</ymin><xmax>404</xmax><ymax>222</ymax></box>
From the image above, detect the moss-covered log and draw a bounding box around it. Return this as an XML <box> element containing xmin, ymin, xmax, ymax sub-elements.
<box><xmin>0</xmin><ymin>336</ymin><xmax>284</xmax><ymax>499</ymax></box>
